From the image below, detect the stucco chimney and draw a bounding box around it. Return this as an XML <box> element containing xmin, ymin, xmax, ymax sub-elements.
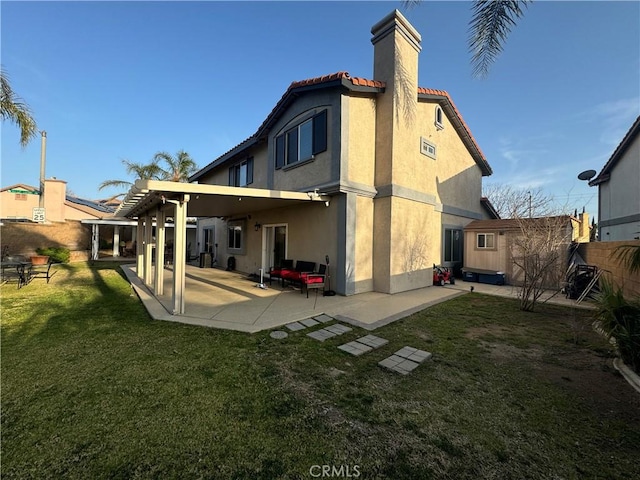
<box><xmin>44</xmin><ymin>178</ymin><xmax>67</xmax><ymax>222</ymax></box>
<box><xmin>371</xmin><ymin>10</ymin><xmax>422</xmax><ymax>186</ymax></box>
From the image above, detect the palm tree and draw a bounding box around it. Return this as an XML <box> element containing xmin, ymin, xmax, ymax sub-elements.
<box><xmin>153</xmin><ymin>150</ymin><xmax>198</xmax><ymax>182</ymax></box>
<box><xmin>405</xmin><ymin>0</ymin><xmax>532</xmax><ymax>78</ymax></box>
<box><xmin>98</xmin><ymin>159</ymin><xmax>163</xmax><ymax>191</ymax></box>
<box><xmin>1</xmin><ymin>68</ymin><xmax>38</xmax><ymax>147</ymax></box>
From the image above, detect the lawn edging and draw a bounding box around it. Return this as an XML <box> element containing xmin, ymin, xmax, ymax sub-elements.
<box><xmin>613</xmin><ymin>358</ymin><xmax>640</xmax><ymax>394</ymax></box>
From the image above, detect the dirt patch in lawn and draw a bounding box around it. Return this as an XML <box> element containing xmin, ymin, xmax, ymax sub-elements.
<box><xmin>467</xmin><ymin>322</ymin><xmax>640</xmax><ymax>428</ymax></box>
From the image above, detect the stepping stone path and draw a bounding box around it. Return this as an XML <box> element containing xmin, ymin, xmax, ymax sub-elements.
<box><xmin>378</xmin><ymin>347</ymin><xmax>432</xmax><ymax>375</ymax></box>
<box><xmin>280</xmin><ymin>316</ymin><xmax>431</xmax><ymax>376</ymax></box>
<box><xmin>338</xmin><ymin>335</ymin><xmax>389</xmax><ymax>356</ymax></box>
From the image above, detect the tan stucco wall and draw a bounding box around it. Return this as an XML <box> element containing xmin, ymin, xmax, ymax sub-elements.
<box><xmin>346</xmin><ymin>96</ymin><xmax>376</xmax><ymax>186</ymax></box>
<box><xmin>353</xmin><ymin>196</ymin><xmax>374</xmax><ymax>293</ymax></box>
<box><xmin>386</xmin><ymin>197</ymin><xmax>440</xmax><ymax>293</ymax></box>
<box><xmin>213</xmin><ymin>201</ymin><xmax>339</xmax><ymax>286</ymax></box>
<box><xmin>416</xmin><ymin>101</ymin><xmax>483</xmax><ymax>214</ymax></box>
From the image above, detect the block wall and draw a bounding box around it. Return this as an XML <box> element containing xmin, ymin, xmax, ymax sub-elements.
<box><xmin>578</xmin><ymin>240</ymin><xmax>640</xmax><ymax>298</ymax></box>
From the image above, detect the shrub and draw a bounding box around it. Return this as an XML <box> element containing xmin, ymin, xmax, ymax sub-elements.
<box><xmin>36</xmin><ymin>247</ymin><xmax>71</xmax><ymax>264</ymax></box>
<box><xmin>593</xmin><ymin>278</ymin><xmax>640</xmax><ymax>374</ymax></box>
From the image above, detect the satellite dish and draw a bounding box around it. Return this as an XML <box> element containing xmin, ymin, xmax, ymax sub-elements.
<box><xmin>577</xmin><ymin>169</ymin><xmax>597</xmax><ymax>181</ymax></box>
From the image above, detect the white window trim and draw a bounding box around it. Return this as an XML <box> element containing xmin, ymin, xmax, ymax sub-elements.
<box><xmin>476</xmin><ymin>233</ymin><xmax>495</xmax><ymax>249</ymax></box>
<box><xmin>435</xmin><ymin>106</ymin><xmax>444</xmax><ymax>130</ymax></box>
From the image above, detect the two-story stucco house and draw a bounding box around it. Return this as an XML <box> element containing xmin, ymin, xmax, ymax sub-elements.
<box><xmin>589</xmin><ymin>116</ymin><xmax>640</xmax><ymax>241</ymax></box>
<box><xmin>190</xmin><ymin>10</ymin><xmax>492</xmax><ymax>294</ymax></box>
<box><xmin>116</xmin><ymin>10</ymin><xmax>494</xmax><ymax>312</ymax></box>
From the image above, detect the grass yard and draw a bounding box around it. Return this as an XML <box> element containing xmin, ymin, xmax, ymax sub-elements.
<box><xmin>2</xmin><ymin>262</ymin><xmax>639</xmax><ymax>479</ymax></box>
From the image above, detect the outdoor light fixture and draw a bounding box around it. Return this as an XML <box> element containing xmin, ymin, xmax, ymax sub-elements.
<box><xmin>254</xmin><ymin>222</ymin><xmax>262</xmax><ymax>231</ymax></box>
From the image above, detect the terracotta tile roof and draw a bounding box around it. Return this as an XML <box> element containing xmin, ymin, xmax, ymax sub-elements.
<box><xmin>192</xmin><ymin>71</ymin><xmax>491</xmax><ymax>180</ymax></box>
<box><xmin>590</xmin><ymin>115</ymin><xmax>640</xmax><ymax>186</ymax></box>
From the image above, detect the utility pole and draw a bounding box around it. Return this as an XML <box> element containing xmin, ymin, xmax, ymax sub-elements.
<box><xmin>39</xmin><ymin>130</ymin><xmax>47</xmax><ymax>208</ymax></box>
<box><xmin>528</xmin><ymin>190</ymin><xmax>532</xmax><ymax>218</ymax></box>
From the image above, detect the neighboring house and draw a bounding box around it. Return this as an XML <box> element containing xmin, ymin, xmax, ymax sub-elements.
<box><xmin>463</xmin><ymin>212</ymin><xmax>590</xmax><ymax>285</ymax></box>
<box><xmin>187</xmin><ymin>10</ymin><xmax>493</xmax><ymax>295</ymax></box>
<box><xmin>0</xmin><ymin>179</ymin><xmax>114</xmax><ymax>221</ymax></box>
<box><xmin>589</xmin><ymin>115</ymin><xmax>640</xmax><ymax>241</ymax></box>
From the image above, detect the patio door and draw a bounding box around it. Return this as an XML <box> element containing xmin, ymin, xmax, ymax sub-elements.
<box><xmin>262</xmin><ymin>225</ymin><xmax>287</xmax><ymax>273</ymax></box>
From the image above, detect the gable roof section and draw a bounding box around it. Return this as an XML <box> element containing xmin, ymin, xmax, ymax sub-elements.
<box><xmin>1</xmin><ymin>183</ymin><xmax>39</xmax><ymax>193</ymax></box>
<box><xmin>480</xmin><ymin>197</ymin><xmax>500</xmax><ymax>219</ymax></box>
<box><xmin>590</xmin><ymin>115</ymin><xmax>640</xmax><ymax>186</ymax></box>
<box><xmin>191</xmin><ymin>71</ymin><xmax>491</xmax><ymax>181</ymax></box>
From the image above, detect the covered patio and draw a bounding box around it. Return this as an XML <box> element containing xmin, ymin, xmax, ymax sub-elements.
<box><xmin>115</xmin><ymin>179</ymin><xmax>332</xmax><ymax>315</ymax></box>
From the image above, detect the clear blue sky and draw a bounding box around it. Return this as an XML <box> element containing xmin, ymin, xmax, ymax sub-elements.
<box><xmin>2</xmin><ymin>1</ymin><xmax>639</xmax><ymax>221</ymax></box>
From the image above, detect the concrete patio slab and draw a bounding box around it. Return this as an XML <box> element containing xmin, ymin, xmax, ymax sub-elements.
<box><xmin>121</xmin><ymin>263</ymin><xmax>590</xmax><ymax>334</ymax></box>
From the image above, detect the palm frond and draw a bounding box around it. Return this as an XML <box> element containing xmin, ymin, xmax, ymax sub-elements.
<box><xmin>612</xmin><ymin>244</ymin><xmax>640</xmax><ymax>275</ymax></box>
<box><xmin>98</xmin><ymin>179</ymin><xmax>133</xmax><ymax>191</ymax></box>
<box><xmin>469</xmin><ymin>0</ymin><xmax>532</xmax><ymax>78</ymax></box>
<box><xmin>1</xmin><ymin>68</ymin><xmax>38</xmax><ymax>147</ymax></box>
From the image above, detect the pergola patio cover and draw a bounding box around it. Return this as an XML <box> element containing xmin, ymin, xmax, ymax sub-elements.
<box><xmin>114</xmin><ymin>179</ymin><xmax>329</xmax><ymax>315</ymax></box>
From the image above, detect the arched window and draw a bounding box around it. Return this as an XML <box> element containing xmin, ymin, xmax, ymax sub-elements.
<box><xmin>435</xmin><ymin>106</ymin><xmax>444</xmax><ymax>129</ymax></box>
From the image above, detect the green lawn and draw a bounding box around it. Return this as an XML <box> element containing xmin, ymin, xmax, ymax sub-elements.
<box><xmin>2</xmin><ymin>262</ymin><xmax>639</xmax><ymax>479</ymax></box>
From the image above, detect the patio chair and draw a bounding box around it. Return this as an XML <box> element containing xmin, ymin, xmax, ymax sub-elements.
<box><xmin>281</xmin><ymin>261</ymin><xmax>316</xmax><ymax>289</ymax></box>
<box><xmin>269</xmin><ymin>259</ymin><xmax>294</xmax><ymax>286</ymax></box>
<box><xmin>1</xmin><ymin>262</ymin><xmax>29</xmax><ymax>289</ymax></box>
<box><xmin>301</xmin><ymin>264</ymin><xmax>326</xmax><ymax>297</ymax></box>
<box><xmin>30</xmin><ymin>260</ymin><xmax>54</xmax><ymax>283</ymax></box>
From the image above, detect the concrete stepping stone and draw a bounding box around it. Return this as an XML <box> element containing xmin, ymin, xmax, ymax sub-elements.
<box><xmin>307</xmin><ymin>329</ymin><xmax>337</xmax><ymax>342</ymax></box>
<box><xmin>356</xmin><ymin>334</ymin><xmax>389</xmax><ymax>349</ymax></box>
<box><xmin>300</xmin><ymin>318</ymin><xmax>319</xmax><ymax>327</ymax></box>
<box><xmin>393</xmin><ymin>346</ymin><xmax>432</xmax><ymax>363</ymax></box>
<box><xmin>378</xmin><ymin>346</ymin><xmax>432</xmax><ymax>375</ymax></box>
<box><xmin>307</xmin><ymin>323</ymin><xmax>352</xmax><ymax>342</ymax></box>
<box><xmin>270</xmin><ymin>330</ymin><xmax>288</xmax><ymax>339</ymax></box>
<box><xmin>338</xmin><ymin>341</ymin><xmax>373</xmax><ymax>356</ymax></box>
<box><xmin>313</xmin><ymin>314</ymin><xmax>333</xmax><ymax>323</ymax></box>
<box><xmin>324</xmin><ymin>324</ymin><xmax>352</xmax><ymax>335</ymax></box>
<box><xmin>286</xmin><ymin>322</ymin><xmax>306</xmax><ymax>332</ymax></box>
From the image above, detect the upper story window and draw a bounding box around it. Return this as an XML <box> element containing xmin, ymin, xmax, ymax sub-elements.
<box><xmin>476</xmin><ymin>233</ymin><xmax>495</xmax><ymax>249</ymax></box>
<box><xmin>275</xmin><ymin>110</ymin><xmax>327</xmax><ymax>169</ymax></box>
<box><xmin>229</xmin><ymin>157</ymin><xmax>253</xmax><ymax>187</ymax></box>
<box><xmin>435</xmin><ymin>106</ymin><xmax>444</xmax><ymax>130</ymax></box>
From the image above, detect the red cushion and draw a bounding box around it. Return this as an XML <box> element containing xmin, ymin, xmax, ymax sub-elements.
<box><xmin>304</xmin><ymin>275</ymin><xmax>324</xmax><ymax>285</ymax></box>
<box><xmin>282</xmin><ymin>270</ymin><xmax>300</xmax><ymax>280</ymax></box>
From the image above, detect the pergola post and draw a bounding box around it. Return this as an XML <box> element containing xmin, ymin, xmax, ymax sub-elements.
<box><xmin>113</xmin><ymin>225</ymin><xmax>120</xmax><ymax>257</ymax></box>
<box><xmin>172</xmin><ymin>195</ymin><xmax>189</xmax><ymax>315</ymax></box>
<box><xmin>154</xmin><ymin>206</ymin><xmax>166</xmax><ymax>295</ymax></box>
<box><xmin>143</xmin><ymin>214</ymin><xmax>154</xmax><ymax>287</ymax></box>
<box><xmin>136</xmin><ymin>217</ymin><xmax>144</xmax><ymax>278</ymax></box>
<box><xmin>91</xmin><ymin>224</ymin><xmax>99</xmax><ymax>261</ymax></box>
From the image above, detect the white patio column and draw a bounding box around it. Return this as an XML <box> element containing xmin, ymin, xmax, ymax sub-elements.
<box><xmin>91</xmin><ymin>224</ymin><xmax>99</xmax><ymax>261</ymax></box>
<box><xmin>172</xmin><ymin>194</ymin><xmax>189</xmax><ymax>315</ymax></box>
<box><xmin>113</xmin><ymin>225</ymin><xmax>120</xmax><ymax>257</ymax></box>
<box><xmin>143</xmin><ymin>213</ymin><xmax>154</xmax><ymax>287</ymax></box>
<box><xmin>136</xmin><ymin>217</ymin><xmax>144</xmax><ymax>278</ymax></box>
<box><xmin>154</xmin><ymin>206</ymin><xmax>166</xmax><ymax>296</ymax></box>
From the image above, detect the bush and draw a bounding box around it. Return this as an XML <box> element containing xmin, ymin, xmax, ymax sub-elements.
<box><xmin>593</xmin><ymin>278</ymin><xmax>640</xmax><ymax>374</ymax></box>
<box><xmin>36</xmin><ymin>247</ymin><xmax>71</xmax><ymax>264</ymax></box>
